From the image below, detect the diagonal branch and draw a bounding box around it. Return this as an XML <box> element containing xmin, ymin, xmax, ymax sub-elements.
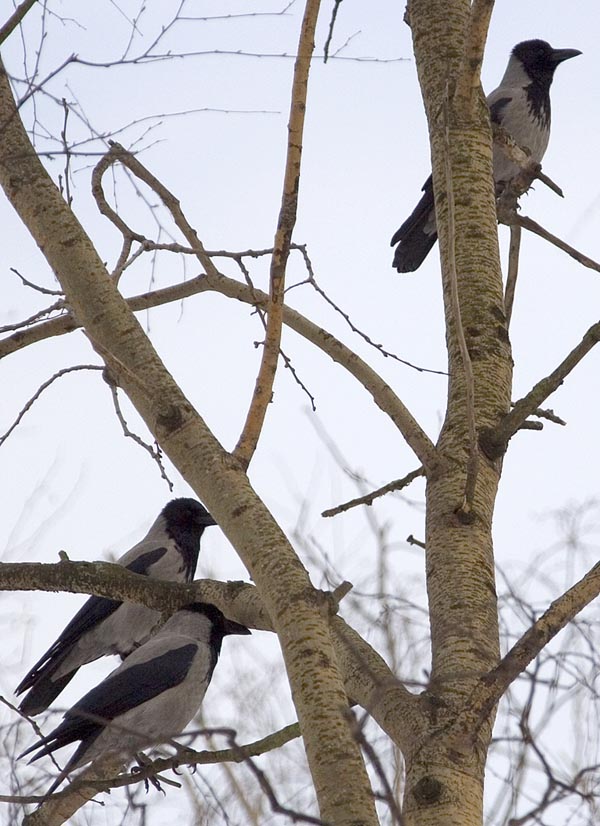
<box><xmin>0</xmin><ymin>0</ymin><xmax>38</xmax><ymax>47</ymax></box>
<box><xmin>0</xmin><ymin>271</ymin><xmax>440</xmax><ymax>472</ymax></box>
<box><xmin>233</xmin><ymin>0</ymin><xmax>320</xmax><ymax>470</ymax></box>
<box><xmin>0</xmin><ymin>34</ymin><xmax>387</xmax><ymax>826</ymax></box>
<box><xmin>21</xmin><ymin>756</ymin><xmax>125</xmax><ymax>826</ymax></box>
<box><xmin>0</xmin><ymin>558</ymin><xmax>418</xmax><ymax>747</ymax></box>
<box><xmin>322</xmin><ymin>467</ymin><xmax>425</xmax><ymax>517</ymax></box>
<box><xmin>449</xmin><ymin>557</ymin><xmax>600</xmax><ymax>748</ymax></box>
<box><xmin>0</xmin><ymin>365</ymin><xmax>103</xmax><ymax>448</ymax></box>
<box><xmin>11</xmin><ymin>725</ymin><xmax>302</xmax><ymax>821</ymax></box>
<box><xmin>92</xmin><ymin>142</ymin><xmax>221</xmax><ymax>280</ymax></box>
<box><xmin>480</xmin><ymin>319</ymin><xmax>600</xmax><ymax>459</ymax></box>
<box><xmin>509</xmin><ymin>213</ymin><xmax>600</xmax><ymax>274</ymax></box>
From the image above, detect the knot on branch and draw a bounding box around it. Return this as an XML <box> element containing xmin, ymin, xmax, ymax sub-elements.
<box><xmin>317</xmin><ymin>581</ymin><xmax>353</xmax><ymax>617</ymax></box>
<box><xmin>412</xmin><ymin>776</ymin><xmax>443</xmax><ymax>805</ymax></box>
<box><xmin>479</xmin><ymin>427</ymin><xmax>508</xmax><ymax>461</ymax></box>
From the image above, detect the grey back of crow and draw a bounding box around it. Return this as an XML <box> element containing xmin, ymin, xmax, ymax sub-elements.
<box><xmin>391</xmin><ymin>40</ymin><xmax>581</xmax><ymax>273</ymax></box>
<box><xmin>20</xmin><ymin>602</ymin><xmax>250</xmax><ymax>793</ymax></box>
<box><xmin>15</xmin><ymin>498</ymin><xmax>216</xmax><ymax>716</ymax></box>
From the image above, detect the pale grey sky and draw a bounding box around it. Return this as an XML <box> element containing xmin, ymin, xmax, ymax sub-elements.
<box><xmin>1</xmin><ymin>1</ymin><xmax>599</xmax><ymax>822</ymax></box>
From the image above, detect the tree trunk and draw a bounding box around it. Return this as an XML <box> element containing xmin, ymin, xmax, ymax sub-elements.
<box><xmin>402</xmin><ymin>2</ymin><xmax>512</xmax><ymax>824</ymax></box>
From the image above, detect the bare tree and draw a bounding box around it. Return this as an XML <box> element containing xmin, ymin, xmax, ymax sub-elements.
<box><xmin>0</xmin><ymin>2</ymin><xmax>599</xmax><ymax>825</ymax></box>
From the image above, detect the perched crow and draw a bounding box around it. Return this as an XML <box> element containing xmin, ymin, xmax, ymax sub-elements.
<box><xmin>20</xmin><ymin>603</ymin><xmax>250</xmax><ymax>793</ymax></box>
<box><xmin>16</xmin><ymin>499</ymin><xmax>216</xmax><ymax>716</ymax></box>
<box><xmin>391</xmin><ymin>39</ymin><xmax>581</xmax><ymax>272</ymax></box>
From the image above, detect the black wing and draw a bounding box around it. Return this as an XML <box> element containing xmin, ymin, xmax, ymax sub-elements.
<box><xmin>16</xmin><ymin>597</ymin><xmax>122</xmax><ymax>697</ymax></box>
<box><xmin>391</xmin><ymin>175</ymin><xmax>434</xmax><ymax>246</ymax></box>
<box><xmin>489</xmin><ymin>96</ymin><xmax>511</xmax><ymax>125</ymax></box>
<box><xmin>391</xmin><ymin>176</ymin><xmax>437</xmax><ymax>272</ymax></box>
<box><xmin>22</xmin><ymin>643</ymin><xmax>198</xmax><ymax>763</ymax></box>
<box><xmin>16</xmin><ymin>547</ymin><xmax>168</xmax><ymax>708</ymax></box>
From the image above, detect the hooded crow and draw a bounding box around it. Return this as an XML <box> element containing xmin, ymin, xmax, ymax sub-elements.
<box><xmin>20</xmin><ymin>603</ymin><xmax>250</xmax><ymax>793</ymax></box>
<box><xmin>391</xmin><ymin>39</ymin><xmax>581</xmax><ymax>272</ymax></box>
<box><xmin>16</xmin><ymin>498</ymin><xmax>216</xmax><ymax>716</ymax></box>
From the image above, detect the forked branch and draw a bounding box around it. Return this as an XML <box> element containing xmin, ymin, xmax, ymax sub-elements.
<box><xmin>0</xmin><ymin>269</ymin><xmax>440</xmax><ymax>471</ymax></box>
<box><xmin>481</xmin><ymin>319</ymin><xmax>600</xmax><ymax>458</ymax></box>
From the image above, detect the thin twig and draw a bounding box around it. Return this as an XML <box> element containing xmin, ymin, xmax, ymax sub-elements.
<box><xmin>59</xmin><ymin>98</ymin><xmax>72</xmax><ymax>206</ymax></box>
<box><xmin>532</xmin><ymin>407</ymin><xmax>566</xmax><ymax>426</ymax></box>
<box><xmin>104</xmin><ymin>371</ymin><xmax>174</xmax><ymax>490</ymax></box>
<box><xmin>322</xmin><ymin>467</ymin><xmax>425</xmax><ymax>517</ymax></box>
<box><xmin>323</xmin><ymin>0</ymin><xmax>344</xmax><ymax>63</ymax></box>
<box><xmin>233</xmin><ymin>0</ymin><xmax>321</xmax><ymax>471</ymax></box>
<box><xmin>480</xmin><ymin>320</ymin><xmax>600</xmax><ymax>459</ymax></box>
<box><xmin>280</xmin><ymin>348</ymin><xmax>317</xmax><ymax>410</ymax></box>
<box><xmin>442</xmin><ymin>86</ymin><xmax>478</xmax><ymax>518</ymax></box>
<box><xmin>0</xmin><ymin>365</ymin><xmax>103</xmax><ymax>448</ymax></box>
<box><xmin>243</xmin><ymin>261</ymin><xmax>317</xmax><ymax>410</ymax></box>
<box><xmin>224</xmin><ymin>730</ymin><xmax>327</xmax><ymax>825</ymax></box>
<box><xmin>295</xmin><ymin>244</ymin><xmax>447</xmax><ymax>376</ymax></box>
<box><xmin>0</xmin><ymin>300</ymin><xmax>64</xmax><ymax>333</ymax></box>
<box><xmin>512</xmin><ymin>214</ymin><xmax>600</xmax><ymax>274</ymax></box>
<box><xmin>0</xmin><ymin>268</ymin><xmax>440</xmax><ymax>471</ymax></box>
<box><xmin>10</xmin><ymin>267</ymin><xmax>63</xmax><ymax>295</ymax></box>
<box><xmin>344</xmin><ymin>709</ymin><xmax>404</xmax><ymax>825</ymax></box>
<box><xmin>504</xmin><ymin>224</ymin><xmax>521</xmax><ymax>328</ymax></box>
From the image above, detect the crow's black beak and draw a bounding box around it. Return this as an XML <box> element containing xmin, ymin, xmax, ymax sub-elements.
<box><xmin>551</xmin><ymin>48</ymin><xmax>582</xmax><ymax>65</ymax></box>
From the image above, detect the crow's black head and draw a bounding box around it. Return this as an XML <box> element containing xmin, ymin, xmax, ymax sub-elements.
<box><xmin>512</xmin><ymin>40</ymin><xmax>581</xmax><ymax>84</ymax></box>
<box><xmin>182</xmin><ymin>602</ymin><xmax>251</xmax><ymax>638</ymax></box>
<box><xmin>163</xmin><ymin>498</ymin><xmax>217</xmax><ymax>530</ymax></box>
<box><xmin>162</xmin><ymin>498</ymin><xmax>216</xmax><ymax>578</ymax></box>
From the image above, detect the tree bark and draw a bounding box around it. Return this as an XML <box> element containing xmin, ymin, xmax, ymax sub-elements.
<box><xmin>0</xmin><ymin>58</ymin><xmax>378</xmax><ymax>826</ymax></box>
<box><xmin>401</xmin><ymin>2</ymin><xmax>511</xmax><ymax>824</ymax></box>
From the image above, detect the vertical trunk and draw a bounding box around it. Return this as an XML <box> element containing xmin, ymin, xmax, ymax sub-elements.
<box><xmin>402</xmin><ymin>2</ymin><xmax>512</xmax><ymax>824</ymax></box>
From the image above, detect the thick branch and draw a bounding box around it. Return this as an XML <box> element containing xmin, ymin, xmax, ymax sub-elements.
<box><xmin>0</xmin><ymin>52</ymin><xmax>380</xmax><ymax>821</ymax></box>
<box><xmin>234</xmin><ymin>0</ymin><xmax>320</xmax><ymax>470</ymax></box>
<box><xmin>454</xmin><ymin>0</ymin><xmax>494</xmax><ymax>114</ymax></box>
<box><xmin>0</xmin><ymin>0</ymin><xmax>38</xmax><ymax>46</ymax></box>
<box><xmin>481</xmin><ymin>320</ymin><xmax>600</xmax><ymax>458</ymax></box>
<box><xmin>0</xmin><ymin>272</ymin><xmax>439</xmax><ymax>472</ymax></box>
<box><xmin>0</xmin><ymin>558</ymin><xmax>418</xmax><ymax>749</ymax></box>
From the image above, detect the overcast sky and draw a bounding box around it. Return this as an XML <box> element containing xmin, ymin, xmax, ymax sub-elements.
<box><xmin>1</xmin><ymin>1</ymin><xmax>599</xmax><ymax>823</ymax></box>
